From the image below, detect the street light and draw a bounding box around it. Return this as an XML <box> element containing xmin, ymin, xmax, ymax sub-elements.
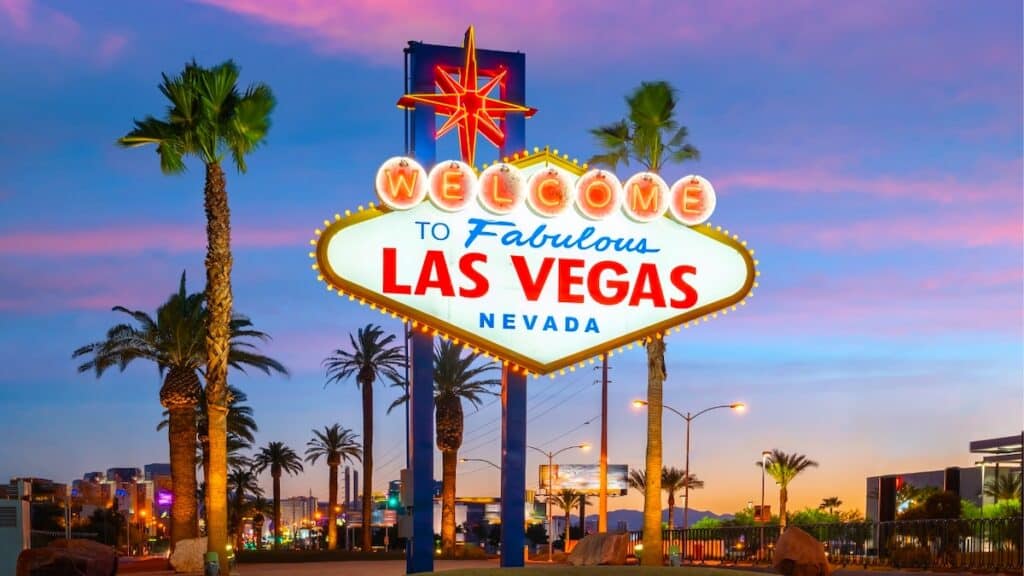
<box><xmin>761</xmin><ymin>450</ymin><xmax>771</xmax><ymax>562</ymax></box>
<box><xmin>459</xmin><ymin>457</ymin><xmax>501</xmax><ymax>470</ymax></box>
<box><xmin>527</xmin><ymin>443</ymin><xmax>590</xmax><ymax>562</ymax></box>
<box><xmin>632</xmin><ymin>400</ymin><xmax>745</xmax><ymax>534</ymax></box>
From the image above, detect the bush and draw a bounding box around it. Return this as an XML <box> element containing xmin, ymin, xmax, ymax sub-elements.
<box><xmin>690</xmin><ymin>517</ymin><xmax>722</xmax><ymax>529</ymax></box>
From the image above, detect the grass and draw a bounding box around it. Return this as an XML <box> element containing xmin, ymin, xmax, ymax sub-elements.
<box><xmin>440</xmin><ymin>568</ymin><xmax>759</xmax><ymax>576</ymax></box>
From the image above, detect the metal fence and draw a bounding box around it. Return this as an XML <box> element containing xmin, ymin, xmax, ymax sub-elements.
<box><xmin>627</xmin><ymin>517</ymin><xmax>1023</xmax><ymax>571</ymax></box>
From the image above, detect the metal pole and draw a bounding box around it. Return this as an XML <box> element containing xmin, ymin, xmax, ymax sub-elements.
<box><xmin>599</xmin><ymin>354</ymin><xmax>608</xmax><ymax>533</ymax></box>
<box><xmin>761</xmin><ymin>452</ymin><xmax>767</xmax><ymax>562</ymax></box>
<box><xmin>547</xmin><ymin>453</ymin><xmax>554</xmax><ymax>562</ymax></box>
<box><xmin>683</xmin><ymin>415</ymin><xmax>691</xmax><ymax>533</ymax></box>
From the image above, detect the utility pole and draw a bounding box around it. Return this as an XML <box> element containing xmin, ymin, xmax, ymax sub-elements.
<box><xmin>597</xmin><ymin>355</ymin><xmax>610</xmax><ymax>533</ymax></box>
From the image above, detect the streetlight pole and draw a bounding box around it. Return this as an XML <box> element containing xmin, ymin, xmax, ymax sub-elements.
<box><xmin>761</xmin><ymin>450</ymin><xmax>770</xmax><ymax>563</ymax></box>
<box><xmin>633</xmin><ymin>400</ymin><xmax>745</xmax><ymax>559</ymax></box>
<box><xmin>527</xmin><ymin>444</ymin><xmax>589</xmax><ymax>563</ymax></box>
<box><xmin>459</xmin><ymin>458</ymin><xmax>501</xmax><ymax>471</ymax></box>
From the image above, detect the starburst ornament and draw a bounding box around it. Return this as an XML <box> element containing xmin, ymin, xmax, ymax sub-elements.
<box><xmin>397</xmin><ymin>26</ymin><xmax>537</xmax><ymax>167</ymax></box>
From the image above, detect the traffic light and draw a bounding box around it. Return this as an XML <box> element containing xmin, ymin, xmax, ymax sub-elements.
<box><xmin>387</xmin><ymin>494</ymin><xmax>399</xmax><ymax>508</ymax></box>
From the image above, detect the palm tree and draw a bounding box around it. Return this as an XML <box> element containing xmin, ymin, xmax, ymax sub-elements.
<box><xmin>120</xmin><ymin>59</ymin><xmax>275</xmax><ymax>571</ymax></box>
<box><xmin>628</xmin><ymin>469</ymin><xmax>647</xmax><ymax>493</ymax></box>
<box><xmin>662</xmin><ymin>467</ymin><xmax>703</xmax><ymax>529</ymax></box>
<box><xmin>73</xmin><ymin>273</ymin><xmax>283</xmax><ymax>548</ymax></box>
<box><xmin>588</xmin><ymin>80</ymin><xmax>699</xmax><ymax>565</ymax></box>
<box><xmin>253</xmin><ymin>442</ymin><xmax>304</xmax><ymax>549</ymax></box>
<box><xmin>551</xmin><ymin>489</ymin><xmax>588</xmax><ymax>547</ymax></box>
<box><xmin>388</xmin><ymin>340</ymin><xmax>499</xmax><ymax>557</ymax></box>
<box><xmin>323</xmin><ymin>324</ymin><xmax>406</xmax><ymax>551</ymax></box>
<box><xmin>305</xmin><ymin>424</ymin><xmax>362</xmax><ymax>550</ymax></box>
<box><xmin>227</xmin><ymin>465</ymin><xmax>263</xmax><ymax>548</ymax></box>
<box><xmin>819</xmin><ymin>496</ymin><xmax>843</xmax><ymax>516</ymax></box>
<box><xmin>757</xmin><ymin>450</ymin><xmax>819</xmax><ymax>528</ymax></box>
<box><xmin>984</xmin><ymin>474</ymin><xmax>1022</xmax><ymax>502</ymax></box>
<box><xmin>249</xmin><ymin>496</ymin><xmax>272</xmax><ymax>550</ymax></box>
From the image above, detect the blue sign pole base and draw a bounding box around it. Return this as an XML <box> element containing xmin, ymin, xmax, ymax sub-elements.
<box><xmin>500</xmin><ymin>368</ymin><xmax>527</xmax><ymax>567</ymax></box>
<box><xmin>407</xmin><ymin>330</ymin><xmax>434</xmax><ymax>574</ymax></box>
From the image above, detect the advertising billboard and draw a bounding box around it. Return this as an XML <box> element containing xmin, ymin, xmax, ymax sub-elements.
<box><xmin>313</xmin><ymin>149</ymin><xmax>756</xmax><ymax>375</ymax></box>
<box><xmin>538</xmin><ymin>464</ymin><xmax>629</xmax><ymax>496</ymax></box>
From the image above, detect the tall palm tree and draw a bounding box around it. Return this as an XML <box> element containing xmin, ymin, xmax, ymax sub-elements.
<box><xmin>757</xmin><ymin>450</ymin><xmax>819</xmax><ymax>528</ymax></box>
<box><xmin>73</xmin><ymin>273</ymin><xmax>282</xmax><ymax>548</ymax></box>
<box><xmin>305</xmin><ymin>424</ymin><xmax>362</xmax><ymax>551</ymax></box>
<box><xmin>588</xmin><ymin>80</ymin><xmax>699</xmax><ymax>565</ymax></box>
<box><xmin>984</xmin><ymin>474</ymin><xmax>1022</xmax><ymax>502</ymax></box>
<box><xmin>253</xmin><ymin>442</ymin><xmax>304</xmax><ymax>549</ymax></box>
<box><xmin>551</xmin><ymin>489</ymin><xmax>588</xmax><ymax>547</ymax></box>
<box><xmin>323</xmin><ymin>324</ymin><xmax>406</xmax><ymax>551</ymax></box>
<box><xmin>120</xmin><ymin>59</ymin><xmax>275</xmax><ymax>571</ymax></box>
<box><xmin>819</xmin><ymin>496</ymin><xmax>843</xmax><ymax>516</ymax></box>
<box><xmin>388</xmin><ymin>340</ymin><xmax>499</xmax><ymax>557</ymax></box>
<box><xmin>227</xmin><ymin>464</ymin><xmax>263</xmax><ymax>548</ymax></box>
<box><xmin>662</xmin><ymin>467</ymin><xmax>703</xmax><ymax>529</ymax></box>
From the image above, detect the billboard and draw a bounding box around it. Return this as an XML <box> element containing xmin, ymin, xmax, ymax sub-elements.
<box><xmin>538</xmin><ymin>464</ymin><xmax>628</xmax><ymax>496</ymax></box>
<box><xmin>313</xmin><ymin>149</ymin><xmax>756</xmax><ymax>375</ymax></box>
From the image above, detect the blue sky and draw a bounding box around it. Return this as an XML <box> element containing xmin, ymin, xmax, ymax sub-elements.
<box><xmin>0</xmin><ymin>0</ymin><xmax>1020</xmax><ymax>515</ymax></box>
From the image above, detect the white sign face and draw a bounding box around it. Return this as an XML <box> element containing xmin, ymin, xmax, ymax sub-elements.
<box><xmin>315</xmin><ymin>150</ymin><xmax>755</xmax><ymax>374</ymax></box>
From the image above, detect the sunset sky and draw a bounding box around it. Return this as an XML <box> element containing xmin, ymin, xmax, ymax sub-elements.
<box><xmin>0</xmin><ymin>0</ymin><xmax>1021</xmax><ymax>518</ymax></box>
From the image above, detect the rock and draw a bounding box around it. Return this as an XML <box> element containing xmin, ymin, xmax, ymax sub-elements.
<box><xmin>169</xmin><ymin>537</ymin><xmax>207</xmax><ymax>574</ymax></box>
<box><xmin>773</xmin><ymin>527</ymin><xmax>830</xmax><ymax>576</ymax></box>
<box><xmin>567</xmin><ymin>532</ymin><xmax>630</xmax><ymax>566</ymax></box>
<box><xmin>17</xmin><ymin>539</ymin><xmax>117</xmax><ymax>576</ymax></box>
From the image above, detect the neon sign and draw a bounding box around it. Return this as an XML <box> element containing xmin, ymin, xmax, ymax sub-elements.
<box><xmin>313</xmin><ymin>148</ymin><xmax>756</xmax><ymax>375</ymax></box>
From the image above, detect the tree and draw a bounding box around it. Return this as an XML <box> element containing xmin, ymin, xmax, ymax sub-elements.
<box><xmin>388</xmin><ymin>340</ymin><xmax>499</xmax><ymax>557</ymax></box>
<box><xmin>253</xmin><ymin>441</ymin><xmax>304</xmax><ymax>549</ymax></box>
<box><xmin>819</xmin><ymin>496</ymin><xmax>843</xmax><ymax>516</ymax></box>
<box><xmin>227</xmin><ymin>464</ymin><xmax>263</xmax><ymax>548</ymax></box>
<box><xmin>588</xmin><ymin>80</ymin><xmax>699</xmax><ymax>565</ymax></box>
<box><xmin>757</xmin><ymin>449</ymin><xmax>818</xmax><ymax>529</ymax></box>
<box><xmin>550</xmin><ymin>489</ymin><xmax>588</xmax><ymax>547</ymax></box>
<box><xmin>662</xmin><ymin>467</ymin><xmax>703</xmax><ymax>529</ymax></box>
<box><xmin>984</xmin><ymin>474</ymin><xmax>1022</xmax><ymax>502</ymax></box>
<box><xmin>120</xmin><ymin>59</ymin><xmax>275</xmax><ymax>572</ymax></box>
<box><xmin>323</xmin><ymin>324</ymin><xmax>406</xmax><ymax>552</ymax></box>
<box><xmin>628</xmin><ymin>469</ymin><xmax>646</xmax><ymax>493</ymax></box>
<box><xmin>305</xmin><ymin>424</ymin><xmax>362</xmax><ymax>550</ymax></box>
<box><xmin>73</xmin><ymin>272</ymin><xmax>283</xmax><ymax>548</ymax></box>
<box><xmin>249</xmin><ymin>496</ymin><xmax>272</xmax><ymax>550</ymax></box>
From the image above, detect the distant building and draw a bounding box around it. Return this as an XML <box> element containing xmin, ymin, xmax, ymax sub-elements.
<box><xmin>4</xmin><ymin>478</ymin><xmax>67</xmax><ymax>504</ymax></box>
<box><xmin>866</xmin><ymin>433</ymin><xmax>1022</xmax><ymax>522</ymax></box>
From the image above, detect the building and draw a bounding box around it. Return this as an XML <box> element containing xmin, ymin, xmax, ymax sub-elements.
<box><xmin>866</xmin><ymin>433</ymin><xmax>1022</xmax><ymax>522</ymax></box>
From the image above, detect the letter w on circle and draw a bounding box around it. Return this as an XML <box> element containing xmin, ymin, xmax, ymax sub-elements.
<box><xmin>385</xmin><ymin>169</ymin><xmax>419</xmax><ymax>199</ymax></box>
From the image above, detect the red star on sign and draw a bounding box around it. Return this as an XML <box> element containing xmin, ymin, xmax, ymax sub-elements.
<box><xmin>397</xmin><ymin>27</ymin><xmax>537</xmax><ymax>167</ymax></box>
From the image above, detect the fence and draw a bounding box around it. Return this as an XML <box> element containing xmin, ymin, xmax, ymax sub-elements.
<box><xmin>627</xmin><ymin>517</ymin><xmax>1023</xmax><ymax>571</ymax></box>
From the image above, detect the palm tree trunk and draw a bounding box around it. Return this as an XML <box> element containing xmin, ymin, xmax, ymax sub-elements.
<box><xmin>201</xmin><ymin>432</ymin><xmax>210</xmax><ymax>534</ymax></box>
<box><xmin>203</xmin><ymin>161</ymin><xmax>233</xmax><ymax>573</ymax></box>
<box><xmin>667</xmin><ymin>492</ymin><xmax>675</xmax><ymax>531</ymax></box>
<box><xmin>642</xmin><ymin>338</ymin><xmax>665</xmax><ymax>565</ymax></box>
<box><xmin>168</xmin><ymin>406</ymin><xmax>199</xmax><ymax>548</ymax></box>
<box><xmin>565</xmin><ymin>509</ymin><xmax>571</xmax><ymax>548</ymax></box>
<box><xmin>441</xmin><ymin>450</ymin><xmax>457</xmax><ymax>557</ymax></box>
<box><xmin>361</xmin><ymin>378</ymin><xmax>374</xmax><ymax>552</ymax></box>
<box><xmin>234</xmin><ymin>490</ymin><xmax>245</xmax><ymax>550</ymax></box>
<box><xmin>779</xmin><ymin>486</ymin><xmax>788</xmax><ymax>530</ymax></box>
<box><xmin>273</xmin><ymin>474</ymin><xmax>281</xmax><ymax>549</ymax></box>
<box><xmin>328</xmin><ymin>464</ymin><xmax>339</xmax><ymax>551</ymax></box>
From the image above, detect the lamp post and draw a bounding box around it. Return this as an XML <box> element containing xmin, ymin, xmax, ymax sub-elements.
<box><xmin>459</xmin><ymin>457</ymin><xmax>501</xmax><ymax>471</ymax></box>
<box><xmin>527</xmin><ymin>443</ymin><xmax>590</xmax><ymax>562</ymax></box>
<box><xmin>632</xmin><ymin>400</ymin><xmax>745</xmax><ymax>551</ymax></box>
<box><xmin>761</xmin><ymin>450</ymin><xmax>771</xmax><ymax>562</ymax></box>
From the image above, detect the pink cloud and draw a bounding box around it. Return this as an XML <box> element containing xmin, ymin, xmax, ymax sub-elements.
<box><xmin>761</xmin><ymin>211</ymin><xmax>1023</xmax><ymax>251</ymax></box>
<box><xmin>0</xmin><ymin>224</ymin><xmax>308</xmax><ymax>256</ymax></box>
<box><xmin>0</xmin><ymin>0</ymin><xmax>129</xmax><ymax>66</ymax></box>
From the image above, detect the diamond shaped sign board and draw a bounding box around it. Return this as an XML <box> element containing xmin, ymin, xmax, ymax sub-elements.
<box><xmin>313</xmin><ymin>148</ymin><xmax>757</xmax><ymax>375</ymax></box>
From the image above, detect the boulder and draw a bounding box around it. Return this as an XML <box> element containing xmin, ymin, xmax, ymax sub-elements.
<box><xmin>169</xmin><ymin>537</ymin><xmax>207</xmax><ymax>574</ymax></box>
<box><xmin>567</xmin><ymin>532</ymin><xmax>630</xmax><ymax>566</ymax></box>
<box><xmin>773</xmin><ymin>527</ymin><xmax>830</xmax><ymax>576</ymax></box>
<box><xmin>17</xmin><ymin>539</ymin><xmax>117</xmax><ymax>576</ymax></box>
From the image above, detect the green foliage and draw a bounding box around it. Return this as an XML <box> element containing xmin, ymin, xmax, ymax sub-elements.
<box><xmin>899</xmin><ymin>490</ymin><xmax>961</xmax><ymax>520</ymax></box>
<box><xmin>757</xmin><ymin>450</ymin><xmax>819</xmax><ymax>488</ymax></box>
<box><xmin>789</xmin><ymin>507</ymin><xmax>839</xmax><ymax>527</ymax></box>
<box><xmin>526</xmin><ymin>522</ymin><xmax>548</xmax><ymax>545</ymax></box>
<box><xmin>304</xmin><ymin>424</ymin><xmax>362</xmax><ymax>467</ymax></box>
<box><xmin>387</xmin><ymin>339</ymin><xmax>500</xmax><ymax>413</ymax></box>
<box><xmin>984</xmin><ymin>473</ymin><xmax>1022</xmax><ymax>501</ymax></box>
<box><xmin>690</xmin><ymin>517</ymin><xmax>722</xmax><ymax>529</ymax></box>
<box><xmin>896</xmin><ymin>483</ymin><xmax>939</xmax><ymax>509</ymax></box>
<box><xmin>323</xmin><ymin>324</ymin><xmax>406</xmax><ymax>389</ymax></box>
<box><xmin>254</xmin><ymin>441</ymin><xmax>304</xmax><ymax>477</ymax></box>
<box><xmin>962</xmin><ymin>498</ymin><xmax>1022</xmax><ymax>519</ymax></box>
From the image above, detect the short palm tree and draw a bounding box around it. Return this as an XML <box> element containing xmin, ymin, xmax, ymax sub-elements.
<box><xmin>120</xmin><ymin>59</ymin><xmax>275</xmax><ymax>571</ymax></box>
<box><xmin>588</xmin><ymin>80</ymin><xmax>699</xmax><ymax>565</ymax></box>
<box><xmin>984</xmin><ymin>474</ymin><xmax>1022</xmax><ymax>502</ymax></box>
<box><xmin>551</xmin><ymin>489</ymin><xmax>588</xmax><ymax>546</ymax></box>
<box><xmin>662</xmin><ymin>467</ymin><xmax>703</xmax><ymax>529</ymax></box>
<box><xmin>628</xmin><ymin>469</ymin><xmax>647</xmax><ymax>493</ymax></box>
<box><xmin>389</xmin><ymin>340</ymin><xmax>499</xmax><ymax>557</ymax></box>
<box><xmin>758</xmin><ymin>450</ymin><xmax>819</xmax><ymax>528</ymax></box>
<box><xmin>249</xmin><ymin>495</ymin><xmax>272</xmax><ymax>550</ymax></box>
<box><xmin>253</xmin><ymin>441</ymin><xmax>304</xmax><ymax>549</ymax></box>
<box><xmin>819</xmin><ymin>496</ymin><xmax>843</xmax><ymax>516</ymax></box>
<box><xmin>323</xmin><ymin>324</ymin><xmax>405</xmax><ymax>551</ymax></box>
<box><xmin>305</xmin><ymin>424</ymin><xmax>362</xmax><ymax>550</ymax></box>
<box><xmin>73</xmin><ymin>273</ymin><xmax>283</xmax><ymax>547</ymax></box>
<box><xmin>227</xmin><ymin>465</ymin><xmax>263</xmax><ymax>548</ymax></box>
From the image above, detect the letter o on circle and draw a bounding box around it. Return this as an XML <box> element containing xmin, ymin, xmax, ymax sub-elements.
<box><xmin>376</xmin><ymin>156</ymin><xmax>428</xmax><ymax>210</ymax></box>
<box><xmin>527</xmin><ymin>168</ymin><xmax>574</xmax><ymax>217</ymax></box>
<box><xmin>575</xmin><ymin>169</ymin><xmax>622</xmax><ymax>220</ymax></box>
<box><xmin>428</xmin><ymin>160</ymin><xmax>477</xmax><ymax>212</ymax></box>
